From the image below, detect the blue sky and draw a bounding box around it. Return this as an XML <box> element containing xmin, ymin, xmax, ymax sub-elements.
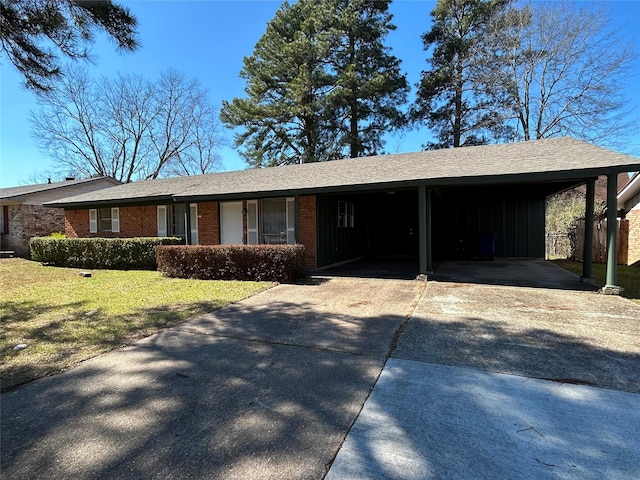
<box><xmin>1</xmin><ymin>0</ymin><xmax>639</xmax><ymax>187</ymax></box>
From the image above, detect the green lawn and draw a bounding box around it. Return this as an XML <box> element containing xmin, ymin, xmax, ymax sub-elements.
<box><xmin>0</xmin><ymin>258</ymin><xmax>273</xmax><ymax>392</ymax></box>
<box><xmin>552</xmin><ymin>259</ymin><xmax>640</xmax><ymax>303</ymax></box>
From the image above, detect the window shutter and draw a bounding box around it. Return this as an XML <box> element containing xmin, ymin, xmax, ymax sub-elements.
<box><xmin>157</xmin><ymin>205</ymin><xmax>167</xmax><ymax>237</ymax></box>
<box><xmin>246</xmin><ymin>200</ymin><xmax>258</xmax><ymax>244</ymax></box>
<box><xmin>111</xmin><ymin>207</ymin><xmax>120</xmax><ymax>233</ymax></box>
<box><xmin>89</xmin><ymin>209</ymin><xmax>97</xmax><ymax>233</ymax></box>
<box><xmin>189</xmin><ymin>203</ymin><xmax>199</xmax><ymax>245</ymax></box>
<box><xmin>286</xmin><ymin>197</ymin><xmax>295</xmax><ymax>244</ymax></box>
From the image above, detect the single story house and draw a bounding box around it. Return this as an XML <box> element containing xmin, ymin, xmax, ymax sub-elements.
<box><xmin>1</xmin><ymin>176</ymin><xmax>120</xmax><ymax>256</ymax></box>
<box><xmin>46</xmin><ymin>138</ymin><xmax>639</xmax><ymax>286</ymax></box>
<box><xmin>617</xmin><ymin>172</ymin><xmax>640</xmax><ymax>266</ymax></box>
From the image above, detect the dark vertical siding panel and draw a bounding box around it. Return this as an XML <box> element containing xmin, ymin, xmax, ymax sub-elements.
<box><xmin>529</xmin><ymin>198</ymin><xmax>545</xmax><ymax>257</ymax></box>
<box><xmin>491</xmin><ymin>200</ymin><xmax>505</xmax><ymax>256</ymax></box>
<box><xmin>504</xmin><ymin>200</ymin><xmax>517</xmax><ymax>257</ymax></box>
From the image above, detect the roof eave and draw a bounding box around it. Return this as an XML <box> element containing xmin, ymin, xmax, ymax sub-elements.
<box><xmin>46</xmin><ymin>195</ymin><xmax>176</xmax><ymax>209</ymax></box>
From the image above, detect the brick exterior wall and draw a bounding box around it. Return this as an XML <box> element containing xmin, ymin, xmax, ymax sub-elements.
<box><xmin>66</xmin><ymin>206</ymin><xmax>157</xmax><ymax>238</ymax></box>
<box><xmin>298</xmin><ymin>195</ymin><xmax>317</xmax><ymax>269</ymax></box>
<box><xmin>627</xmin><ymin>208</ymin><xmax>640</xmax><ymax>267</ymax></box>
<box><xmin>197</xmin><ymin>201</ymin><xmax>219</xmax><ymax>245</ymax></box>
<box><xmin>1</xmin><ymin>204</ymin><xmax>65</xmax><ymax>256</ymax></box>
<box><xmin>63</xmin><ymin>197</ymin><xmax>318</xmax><ymax>268</ymax></box>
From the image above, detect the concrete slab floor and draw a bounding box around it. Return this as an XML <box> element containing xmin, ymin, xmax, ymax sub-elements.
<box><xmin>326</xmin><ymin>359</ymin><xmax>640</xmax><ymax>480</ymax></box>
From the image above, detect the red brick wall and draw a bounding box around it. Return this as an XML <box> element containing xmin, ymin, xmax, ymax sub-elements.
<box><xmin>66</xmin><ymin>206</ymin><xmax>157</xmax><ymax>238</ymax></box>
<box><xmin>197</xmin><ymin>201</ymin><xmax>219</xmax><ymax>245</ymax></box>
<box><xmin>627</xmin><ymin>208</ymin><xmax>640</xmax><ymax>266</ymax></box>
<box><xmin>63</xmin><ymin>199</ymin><xmax>319</xmax><ymax>267</ymax></box>
<box><xmin>1</xmin><ymin>204</ymin><xmax>65</xmax><ymax>256</ymax></box>
<box><xmin>298</xmin><ymin>195</ymin><xmax>317</xmax><ymax>269</ymax></box>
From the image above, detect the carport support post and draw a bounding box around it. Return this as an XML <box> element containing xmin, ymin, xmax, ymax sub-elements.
<box><xmin>418</xmin><ymin>185</ymin><xmax>433</xmax><ymax>278</ymax></box>
<box><xmin>604</xmin><ymin>173</ymin><xmax>619</xmax><ymax>293</ymax></box>
<box><xmin>581</xmin><ymin>178</ymin><xmax>595</xmax><ymax>283</ymax></box>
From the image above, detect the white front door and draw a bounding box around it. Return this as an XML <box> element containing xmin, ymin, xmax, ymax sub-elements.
<box><xmin>221</xmin><ymin>201</ymin><xmax>243</xmax><ymax>244</ymax></box>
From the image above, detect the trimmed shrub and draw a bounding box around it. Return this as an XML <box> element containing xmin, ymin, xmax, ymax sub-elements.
<box><xmin>156</xmin><ymin>244</ymin><xmax>306</xmax><ymax>282</ymax></box>
<box><xmin>30</xmin><ymin>237</ymin><xmax>184</xmax><ymax>270</ymax></box>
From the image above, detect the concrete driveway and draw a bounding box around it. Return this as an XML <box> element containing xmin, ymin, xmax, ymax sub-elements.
<box><xmin>2</xmin><ymin>259</ymin><xmax>639</xmax><ymax>479</ymax></box>
<box><xmin>0</xmin><ymin>275</ymin><xmax>424</xmax><ymax>480</ymax></box>
<box><xmin>327</xmin><ymin>259</ymin><xmax>640</xmax><ymax>480</ymax></box>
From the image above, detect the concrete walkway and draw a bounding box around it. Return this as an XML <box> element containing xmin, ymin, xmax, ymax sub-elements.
<box><xmin>2</xmin><ymin>259</ymin><xmax>639</xmax><ymax>479</ymax></box>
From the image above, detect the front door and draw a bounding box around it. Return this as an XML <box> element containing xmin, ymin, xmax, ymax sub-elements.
<box><xmin>220</xmin><ymin>201</ymin><xmax>243</xmax><ymax>244</ymax></box>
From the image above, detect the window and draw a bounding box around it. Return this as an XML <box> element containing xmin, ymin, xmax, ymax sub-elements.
<box><xmin>246</xmin><ymin>197</ymin><xmax>295</xmax><ymax>245</ymax></box>
<box><xmin>169</xmin><ymin>204</ymin><xmax>186</xmax><ymax>238</ymax></box>
<box><xmin>338</xmin><ymin>201</ymin><xmax>355</xmax><ymax>228</ymax></box>
<box><xmin>0</xmin><ymin>205</ymin><xmax>7</xmax><ymax>234</ymax></box>
<box><xmin>157</xmin><ymin>204</ymin><xmax>198</xmax><ymax>243</ymax></box>
<box><xmin>261</xmin><ymin>198</ymin><xmax>286</xmax><ymax>244</ymax></box>
<box><xmin>89</xmin><ymin>207</ymin><xmax>119</xmax><ymax>233</ymax></box>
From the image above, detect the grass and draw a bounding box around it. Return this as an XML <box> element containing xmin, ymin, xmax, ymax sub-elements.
<box><xmin>0</xmin><ymin>258</ymin><xmax>273</xmax><ymax>392</ymax></box>
<box><xmin>552</xmin><ymin>259</ymin><xmax>640</xmax><ymax>303</ymax></box>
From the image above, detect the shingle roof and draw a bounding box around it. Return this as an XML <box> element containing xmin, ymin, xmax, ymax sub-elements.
<box><xmin>0</xmin><ymin>177</ymin><xmax>119</xmax><ymax>201</ymax></box>
<box><xmin>46</xmin><ymin>138</ymin><xmax>640</xmax><ymax>208</ymax></box>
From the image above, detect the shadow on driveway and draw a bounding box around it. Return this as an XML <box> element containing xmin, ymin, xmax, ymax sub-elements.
<box><xmin>1</xmin><ymin>277</ymin><xmax>424</xmax><ymax>480</ymax></box>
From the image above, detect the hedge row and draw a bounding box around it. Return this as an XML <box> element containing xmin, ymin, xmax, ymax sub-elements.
<box><xmin>30</xmin><ymin>237</ymin><xmax>184</xmax><ymax>269</ymax></box>
<box><xmin>156</xmin><ymin>244</ymin><xmax>306</xmax><ymax>282</ymax></box>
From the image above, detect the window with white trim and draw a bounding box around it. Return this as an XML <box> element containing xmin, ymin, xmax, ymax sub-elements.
<box><xmin>338</xmin><ymin>201</ymin><xmax>354</xmax><ymax>228</ymax></box>
<box><xmin>246</xmin><ymin>197</ymin><xmax>296</xmax><ymax>245</ymax></box>
<box><xmin>157</xmin><ymin>203</ymin><xmax>198</xmax><ymax>243</ymax></box>
<box><xmin>89</xmin><ymin>207</ymin><xmax>119</xmax><ymax>233</ymax></box>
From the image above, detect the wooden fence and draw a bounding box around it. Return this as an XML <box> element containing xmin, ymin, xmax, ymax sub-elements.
<box><xmin>573</xmin><ymin>219</ymin><xmax>629</xmax><ymax>264</ymax></box>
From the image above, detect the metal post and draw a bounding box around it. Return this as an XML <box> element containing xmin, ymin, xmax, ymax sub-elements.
<box><xmin>418</xmin><ymin>185</ymin><xmax>433</xmax><ymax>279</ymax></box>
<box><xmin>418</xmin><ymin>185</ymin><xmax>427</xmax><ymax>276</ymax></box>
<box><xmin>581</xmin><ymin>179</ymin><xmax>595</xmax><ymax>283</ymax></box>
<box><xmin>426</xmin><ymin>188</ymin><xmax>433</xmax><ymax>275</ymax></box>
<box><xmin>604</xmin><ymin>173</ymin><xmax>619</xmax><ymax>292</ymax></box>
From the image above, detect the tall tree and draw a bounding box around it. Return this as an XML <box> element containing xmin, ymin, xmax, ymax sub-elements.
<box><xmin>31</xmin><ymin>67</ymin><xmax>224</xmax><ymax>182</ymax></box>
<box><xmin>325</xmin><ymin>0</ymin><xmax>408</xmax><ymax>158</ymax></box>
<box><xmin>412</xmin><ymin>0</ymin><xmax>512</xmax><ymax>149</ymax></box>
<box><xmin>221</xmin><ymin>1</ymin><xmax>337</xmax><ymax>167</ymax></box>
<box><xmin>488</xmin><ymin>1</ymin><xmax>636</xmax><ymax>148</ymax></box>
<box><xmin>0</xmin><ymin>0</ymin><xmax>138</xmax><ymax>92</ymax></box>
<box><xmin>221</xmin><ymin>0</ymin><xmax>408</xmax><ymax>167</ymax></box>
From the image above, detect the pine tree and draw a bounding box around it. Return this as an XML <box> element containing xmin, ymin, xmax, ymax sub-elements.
<box><xmin>0</xmin><ymin>0</ymin><xmax>138</xmax><ymax>92</ymax></box>
<box><xmin>412</xmin><ymin>0</ymin><xmax>512</xmax><ymax>149</ymax></box>
<box><xmin>221</xmin><ymin>1</ymin><xmax>338</xmax><ymax>167</ymax></box>
<box><xmin>325</xmin><ymin>0</ymin><xmax>408</xmax><ymax>158</ymax></box>
<box><xmin>221</xmin><ymin>0</ymin><xmax>408</xmax><ymax>167</ymax></box>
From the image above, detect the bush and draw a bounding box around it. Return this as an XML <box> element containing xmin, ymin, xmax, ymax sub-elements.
<box><xmin>30</xmin><ymin>237</ymin><xmax>184</xmax><ymax>270</ymax></box>
<box><xmin>156</xmin><ymin>244</ymin><xmax>306</xmax><ymax>282</ymax></box>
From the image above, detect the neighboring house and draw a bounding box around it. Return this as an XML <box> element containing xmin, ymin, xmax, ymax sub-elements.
<box><xmin>617</xmin><ymin>172</ymin><xmax>640</xmax><ymax>266</ymax></box>
<box><xmin>47</xmin><ymin>138</ymin><xmax>639</xmax><ymax>280</ymax></box>
<box><xmin>0</xmin><ymin>177</ymin><xmax>120</xmax><ymax>256</ymax></box>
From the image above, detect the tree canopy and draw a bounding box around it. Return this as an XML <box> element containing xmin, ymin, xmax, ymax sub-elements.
<box><xmin>0</xmin><ymin>0</ymin><xmax>138</xmax><ymax>92</ymax></box>
<box><xmin>488</xmin><ymin>1</ymin><xmax>636</xmax><ymax>148</ymax></box>
<box><xmin>411</xmin><ymin>0</ymin><xmax>513</xmax><ymax>149</ymax></box>
<box><xmin>31</xmin><ymin>68</ymin><xmax>224</xmax><ymax>183</ymax></box>
<box><xmin>221</xmin><ymin>0</ymin><xmax>408</xmax><ymax>167</ymax></box>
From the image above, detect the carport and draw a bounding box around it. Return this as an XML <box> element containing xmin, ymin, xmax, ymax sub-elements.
<box><xmin>311</xmin><ymin>139</ymin><xmax>638</xmax><ymax>290</ymax></box>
